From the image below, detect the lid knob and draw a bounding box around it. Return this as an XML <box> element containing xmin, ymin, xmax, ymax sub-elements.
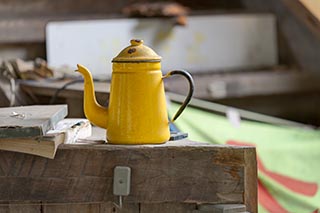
<box><xmin>130</xmin><ymin>39</ymin><xmax>143</xmax><ymax>46</ymax></box>
<box><xmin>112</xmin><ymin>39</ymin><xmax>161</xmax><ymax>63</ymax></box>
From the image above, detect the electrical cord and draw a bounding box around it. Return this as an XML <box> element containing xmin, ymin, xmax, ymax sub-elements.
<box><xmin>49</xmin><ymin>78</ymin><xmax>84</xmax><ymax>104</ymax></box>
<box><xmin>49</xmin><ymin>78</ymin><xmax>111</xmax><ymax>105</ymax></box>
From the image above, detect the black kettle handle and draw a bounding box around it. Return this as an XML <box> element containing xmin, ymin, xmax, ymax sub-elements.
<box><xmin>163</xmin><ymin>70</ymin><xmax>194</xmax><ymax>122</ymax></box>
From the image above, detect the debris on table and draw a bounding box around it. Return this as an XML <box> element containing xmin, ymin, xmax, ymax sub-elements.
<box><xmin>0</xmin><ymin>118</ymin><xmax>92</xmax><ymax>159</ymax></box>
<box><xmin>122</xmin><ymin>2</ymin><xmax>189</xmax><ymax>26</ymax></box>
<box><xmin>0</xmin><ymin>58</ymin><xmax>78</xmax><ymax>107</ymax></box>
<box><xmin>0</xmin><ymin>104</ymin><xmax>93</xmax><ymax>158</ymax></box>
<box><xmin>2</xmin><ymin>58</ymin><xmax>53</xmax><ymax>80</ymax></box>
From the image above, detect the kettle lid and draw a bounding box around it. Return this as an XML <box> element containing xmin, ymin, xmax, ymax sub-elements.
<box><xmin>112</xmin><ymin>39</ymin><xmax>161</xmax><ymax>63</ymax></box>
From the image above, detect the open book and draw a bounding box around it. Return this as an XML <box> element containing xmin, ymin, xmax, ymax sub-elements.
<box><xmin>0</xmin><ymin>119</ymin><xmax>92</xmax><ymax>159</ymax></box>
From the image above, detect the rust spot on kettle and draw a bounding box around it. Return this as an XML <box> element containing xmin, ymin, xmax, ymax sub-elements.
<box><xmin>128</xmin><ymin>48</ymin><xmax>136</xmax><ymax>54</ymax></box>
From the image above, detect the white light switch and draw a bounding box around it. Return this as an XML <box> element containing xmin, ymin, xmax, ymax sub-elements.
<box><xmin>113</xmin><ymin>166</ymin><xmax>131</xmax><ymax>196</ymax></box>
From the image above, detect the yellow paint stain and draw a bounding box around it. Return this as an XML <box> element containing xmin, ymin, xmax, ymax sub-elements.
<box><xmin>186</xmin><ymin>50</ymin><xmax>204</xmax><ymax>64</ymax></box>
<box><xmin>194</xmin><ymin>32</ymin><xmax>205</xmax><ymax>43</ymax></box>
<box><xmin>185</xmin><ymin>33</ymin><xmax>206</xmax><ymax>64</ymax></box>
<box><xmin>162</xmin><ymin>44</ymin><xmax>171</xmax><ymax>54</ymax></box>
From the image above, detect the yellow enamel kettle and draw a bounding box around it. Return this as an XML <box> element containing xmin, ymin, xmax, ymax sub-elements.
<box><xmin>77</xmin><ymin>39</ymin><xmax>194</xmax><ymax>144</ymax></box>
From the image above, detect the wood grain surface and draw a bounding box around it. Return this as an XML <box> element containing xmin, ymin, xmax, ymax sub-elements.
<box><xmin>0</xmin><ymin>140</ymin><xmax>257</xmax><ymax>212</ymax></box>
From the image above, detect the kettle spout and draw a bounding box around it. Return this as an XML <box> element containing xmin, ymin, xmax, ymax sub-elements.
<box><xmin>76</xmin><ymin>64</ymin><xmax>108</xmax><ymax>129</ymax></box>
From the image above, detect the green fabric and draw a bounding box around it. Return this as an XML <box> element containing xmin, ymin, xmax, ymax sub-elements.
<box><xmin>169</xmin><ymin>103</ymin><xmax>320</xmax><ymax>212</ymax></box>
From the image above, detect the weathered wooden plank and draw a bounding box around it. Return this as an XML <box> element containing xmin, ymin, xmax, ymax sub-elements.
<box><xmin>286</xmin><ymin>0</ymin><xmax>320</xmax><ymax>39</ymax></box>
<box><xmin>0</xmin><ymin>0</ymin><xmax>119</xmax><ymax>17</ymax></box>
<box><xmin>0</xmin><ymin>18</ymin><xmax>46</xmax><ymax>43</ymax></box>
<box><xmin>198</xmin><ymin>203</ymin><xmax>246</xmax><ymax>212</ymax></box>
<box><xmin>245</xmin><ymin>0</ymin><xmax>320</xmax><ymax>73</ymax></box>
<box><xmin>0</xmin><ymin>0</ymin><xmax>237</xmax><ymax>18</ymax></box>
<box><xmin>20</xmin><ymin>79</ymin><xmax>108</xmax><ymax>117</ymax></box>
<box><xmin>0</xmin><ymin>202</ymin><xmax>139</xmax><ymax>213</ymax></box>
<box><xmin>0</xmin><ymin>202</ymin><xmax>41</xmax><ymax>213</ymax></box>
<box><xmin>0</xmin><ymin>43</ymin><xmax>45</xmax><ymax>61</ymax></box>
<box><xmin>244</xmin><ymin>148</ymin><xmax>257</xmax><ymax>213</ymax></box>
<box><xmin>20</xmin><ymin>80</ymin><xmax>109</xmax><ymax>103</ymax></box>
<box><xmin>42</xmin><ymin>202</ymin><xmax>139</xmax><ymax>213</ymax></box>
<box><xmin>0</xmin><ymin>140</ymin><xmax>255</xmax><ymax>210</ymax></box>
<box><xmin>27</xmin><ymin>69</ymin><xmax>320</xmax><ymax>101</ymax></box>
<box><xmin>104</xmin><ymin>202</ymin><xmax>139</xmax><ymax>213</ymax></box>
<box><xmin>0</xmin><ymin>16</ymin><xmax>118</xmax><ymax>43</ymax></box>
<box><xmin>140</xmin><ymin>202</ymin><xmax>196</xmax><ymax>213</ymax></box>
<box><xmin>280</xmin><ymin>0</ymin><xmax>320</xmax><ymax>73</ymax></box>
<box><xmin>165</xmin><ymin>70</ymin><xmax>320</xmax><ymax>100</ymax></box>
<box><xmin>20</xmin><ymin>70</ymin><xmax>320</xmax><ymax>123</ymax></box>
<box><xmin>169</xmin><ymin>92</ymin><xmax>310</xmax><ymax>129</ymax></box>
<box><xmin>42</xmin><ymin>203</ymin><xmax>101</xmax><ymax>213</ymax></box>
<box><xmin>299</xmin><ymin>0</ymin><xmax>320</xmax><ymax>22</ymax></box>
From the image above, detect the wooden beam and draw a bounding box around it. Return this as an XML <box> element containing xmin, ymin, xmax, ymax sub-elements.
<box><xmin>22</xmin><ymin>70</ymin><xmax>319</xmax><ymax>102</ymax></box>
<box><xmin>140</xmin><ymin>203</ymin><xmax>196</xmax><ymax>213</ymax></box>
<box><xmin>0</xmin><ymin>15</ymin><xmax>120</xmax><ymax>43</ymax></box>
<box><xmin>287</xmin><ymin>0</ymin><xmax>320</xmax><ymax>39</ymax></box>
<box><xmin>244</xmin><ymin>146</ymin><xmax>258</xmax><ymax>213</ymax></box>
<box><xmin>0</xmin><ymin>140</ymin><xmax>257</xmax><ymax>212</ymax></box>
<box><xmin>299</xmin><ymin>0</ymin><xmax>320</xmax><ymax>23</ymax></box>
<box><xmin>0</xmin><ymin>0</ymin><xmax>241</xmax><ymax>18</ymax></box>
<box><xmin>0</xmin><ymin>202</ymin><xmax>139</xmax><ymax>213</ymax></box>
<box><xmin>165</xmin><ymin>70</ymin><xmax>320</xmax><ymax>100</ymax></box>
<box><xmin>242</xmin><ymin>0</ymin><xmax>320</xmax><ymax>72</ymax></box>
<box><xmin>0</xmin><ymin>18</ymin><xmax>46</xmax><ymax>43</ymax></box>
<box><xmin>168</xmin><ymin>92</ymin><xmax>312</xmax><ymax>128</ymax></box>
<box><xmin>20</xmin><ymin>80</ymin><xmax>109</xmax><ymax>99</ymax></box>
